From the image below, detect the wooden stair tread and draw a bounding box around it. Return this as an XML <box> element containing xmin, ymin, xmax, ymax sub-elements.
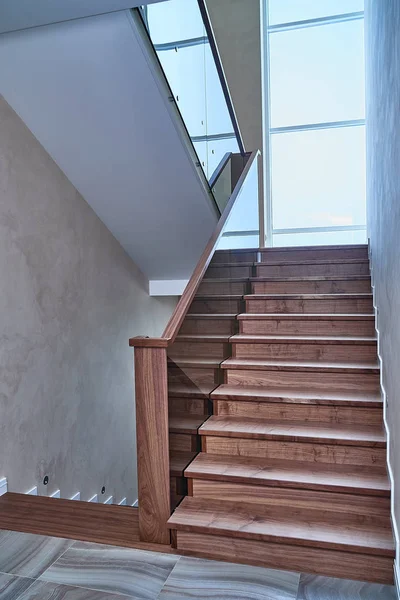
<box><xmin>168</xmin><ymin>357</ymin><xmax>223</xmax><ymax>368</ymax></box>
<box><xmin>238</xmin><ymin>313</ymin><xmax>375</xmax><ymax>320</ymax></box>
<box><xmin>257</xmin><ymin>259</ymin><xmax>369</xmax><ymax>266</ymax></box>
<box><xmin>175</xmin><ymin>334</ymin><xmax>231</xmax><ymax>343</ymax></box>
<box><xmin>170</xmin><ymin>452</ymin><xmax>197</xmax><ymax>477</ymax></box>
<box><xmin>211</xmin><ymin>384</ymin><xmax>382</xmax><ymax>406</ymax></box>
<box><xmin>258</xmin><ymin>244</ymin><xmax>368</xmax><ymax>252</ymax></box>
<box><xmin>185</xmin><ymin>314</ymin><xmax>238</xmax><ymax>319</ymax></box>
<box><xmin>231</xmin><ymin>334</ymin><xmax>377</xmax><ymax>344</ymax></box>
<box><xmin>199</xmin><ymin>416</ymin><xmax>386</xmax><ymax>446</ymax></box>
<box><xmin>244</xmin><ymin>293</ymin><xmax>373</xmax><ymax>300</ymax></box>
<box><xmin>194</xmin><ymin>295</ymin><xmax>244</xmax><ymax>300</ymax></box>
<box><xmin>170</xmin><ymin>415</ymin><xmax>209</xmax><ymax>434</ymax></box>
<box><xmin>168</xmin><ymin>383</ymin><xmax>217</xmax><ymax>399</ymax></box>
<box><xmin>201</xmin><ymin>278</ymin><xmax>250</xmax><ymax>283</ymax></box>
<box><xmin>207</xmin><ymin>263</ymin><xmax>254</xmax><ymax>267</ymax></box>
<box><xmin>185</xmin><ymin>453</ymin><xmax>390</xmax><ymax>495</ymax></box>
<box><xmin>168</xmin><ymin>497</ymin><xmax>394</xmax><ymax>555</ymax></box>
<box><xmin>221</xmin><ymin>357</ymin><xmax>380</xmax><ymax>373</ymax></box>
<box><xmin>250</xmin><ymin>276</ymin><xmax>371</xmax><ymax>282</ymax></box>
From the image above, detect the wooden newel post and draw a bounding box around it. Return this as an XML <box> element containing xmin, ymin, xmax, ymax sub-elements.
<box><xmin>134</xmin><ymin>346</ymin><xmax>171</xmax><ymax>544</ymax></box>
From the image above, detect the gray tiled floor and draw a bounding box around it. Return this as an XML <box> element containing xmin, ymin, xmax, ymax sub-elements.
<box><xmin>0</xmin><ymin>529</ymin><xmax>395</xmax><ymax>600</ymax></box>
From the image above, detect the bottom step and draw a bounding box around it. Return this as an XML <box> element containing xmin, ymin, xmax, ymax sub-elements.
<box><xmin>168</xmin><ymin>497</ymin><xmax>394</xmax><ymax>584</ymax></box>
<box><xmin>174</xmin><ymin>530</ymin><xmax>394</xmax><ymax>585</ymax></box>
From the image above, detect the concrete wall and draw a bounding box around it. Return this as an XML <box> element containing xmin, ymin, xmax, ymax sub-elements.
<box><xmin>365</xmin><ymin>0</ymin><xmax>400</xmax><ymax>570</ymax></box>
<box><xmin>0</xmin><ymin>96</ymin><xmax>177</xmax><ymax>503</ymax></box>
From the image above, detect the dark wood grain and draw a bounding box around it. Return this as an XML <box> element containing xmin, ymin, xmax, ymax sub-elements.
<box><xmin>184</xmin><ymin>453</ymin><xmax>390</xmax><ymax>496</ymax></box>
<box><xmin>0</xmin><ymin>493</ymin><xmax>174</xmax><ymax>552</ymax></box>
<box><xmin>168</xmin><ymin>497</ymin><xmax>394</xmax><ymax>556</ymax></box>
<box><xmin>175</xmin><ymin>531</ymin><xmax>394</xmax><ymax>585</ymax></box>
<box><xmin>134</xmin><ymin>347</ymin><xmax>170</xmax><ymax>544</ymax></box>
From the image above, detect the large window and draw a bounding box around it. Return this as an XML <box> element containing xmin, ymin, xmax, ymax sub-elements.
<box><xmin>264</xmin><ymin>1</ymin><xmax>366</xmax><ymax>247</ymax></box>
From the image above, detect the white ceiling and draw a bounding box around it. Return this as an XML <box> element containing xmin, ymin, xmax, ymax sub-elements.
<box><xmin>0</xmin><ymin>10</ymin><xmax>218</xmax><ymax>281</ymax></box>
<box><xmin>0</xmin><ymin>0</ymin><xmax>164</xmax><ymax>34</ymax></box>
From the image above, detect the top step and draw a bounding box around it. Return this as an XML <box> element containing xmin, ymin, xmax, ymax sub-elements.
<box><xmin>259</xmin><ymin>245</ymin><xmax>368</xmax><ymax>263</ymax></box>
<box><xmin>212</xmin><ymin>245</ymin><xmax>368</xmax><ymax>265</ymax></box>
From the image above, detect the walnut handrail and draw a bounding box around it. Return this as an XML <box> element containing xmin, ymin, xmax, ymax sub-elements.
<box><xmin>130</xmin><ymin>149</ymin><xmax>259</xmax><ymax>350</ymax></box>
<box><xmin>129</xmin><ymin>149</ymin><xmax>260</xmax><ymax>545</ymax></box>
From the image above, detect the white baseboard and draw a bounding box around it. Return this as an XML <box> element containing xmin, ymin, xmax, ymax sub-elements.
<box><xmin>70</xmin><ymin>492</ymin><xmax>81</xmax><ymax>501</ymax></box>
<box><xmin>369</xmin><ymin>253</ymin><xmax>399</xmax><ymax>582</ymax></box>
<box><xmin>395</xmin><ymin>561</ymin><xmax>400</xmax><ymax>599</ymax></box>
<box><xmin>26</xmin><ymin>486</ymin><xmax>38</xmax><ymax>496</ymax></box>
<box><xmin>132</xmin><ymin>498</ymin><xmax>138</xmax><ymax>508</ymax></box>
<box><xmin>0</xmin><ymin>478</ymin><xmax>7</xmax><ymax>496</ymax></box>
<box><xmin>50</xmin><ymin>489</ymin><xmax>61</xmax><ymax>498</ymax></box>
<box><xmin>104</xmin><ymin>496</ymin><xmax>113</xmax><ymax>505</ymax></box>
<box><xmin>118</xmin><ymin>497</ymin><xmax>127</xmax><ymax>506</ymax></box>
<box><xmin>88</xmin><ymin>494</ymin><xmax>98</xmax><ymax>503</ymax></box>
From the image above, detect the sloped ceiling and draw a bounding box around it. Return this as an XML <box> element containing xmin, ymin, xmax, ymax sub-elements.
<box><xmin>0</xmin><ymin>0</ymin><xmax>164</xmax><ymax>34</ymax></box>
<box><xmin>0</xmin><ymin>9</ymin><xmax>218</xmax><ymax>281</ymax></box>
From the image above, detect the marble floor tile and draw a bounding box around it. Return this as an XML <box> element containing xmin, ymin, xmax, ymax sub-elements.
<box><xmin>39</xmin><ymin>542</ymin><xmax>179</xmax><ymax>600</ymax></box>
<box><xmin>17</xmin><ymin>579</ymin><xmax>137</xmax><ymax>600</ymax></box>
<box><xmin>0</xmin><ymin>530</ymin><xmax>72</xmax><ymax>578</ymax></box>
<box><xmin>158</xmin><ymin>556</ymin><xmax>300</xmax><ymax>600</ymax></box>
<box><xmin>0</xmin><ymin>572</ymin><xmax>35</xmax><ymax>600</ymax></box>
<box><xmin>297</xmin><ymin>574</ymin><xmax>397</xmax><ymax>600</ymax></box>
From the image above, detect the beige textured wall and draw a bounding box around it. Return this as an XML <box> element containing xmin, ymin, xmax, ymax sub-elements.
<box><xmin>365</xmin><ymin>0</ymin><xmax>400</xmax><ymax>565</ymax></box>
<box><xmin>205</xmin><ymin>0</ymin><xmax>263</xmax><ymax>155</ymax></box>
<box><xmin>0</xmin><ymin>96</ymin><xmax>177</xmax><ymax>502</ymax></box>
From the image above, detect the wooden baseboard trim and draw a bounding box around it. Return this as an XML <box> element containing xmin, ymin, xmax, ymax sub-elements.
<box><xmin>0</xmin><ymin>493</ymin><xmax>173</xmax><ymax>553</ymax></box>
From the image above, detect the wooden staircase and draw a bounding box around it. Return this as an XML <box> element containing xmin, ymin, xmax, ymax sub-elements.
<box><xmin>165</xmin><ymin>244</ymin><xmax>395</xmax><ymax>584</ymax></box>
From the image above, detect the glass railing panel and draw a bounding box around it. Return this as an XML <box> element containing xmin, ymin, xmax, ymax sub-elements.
<box><xmin>156</xmin><ymin>42</ymin><xmax>206</xmax><ymax>138</ymax></box>
<box><xmin>217</xmin><ymin>153</ymin><xmax>260</xmax><ymax>249</ymax></box>
<box><xmin>210</xmin><ymin>153</ymin><xmax>232</xmax><ymax>214</ymax></box>
<box><xmin>145</xmin><ymin>0</ymin><xmax>241</xmax><ymax>182</ymax></box>
<box><xmin>207</xmin><ymin>136</ymin><xmax>239</xmax><ymax>178</ymax></box>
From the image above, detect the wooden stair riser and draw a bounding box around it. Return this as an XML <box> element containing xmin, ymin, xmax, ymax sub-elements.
<box><xmin>197</xmin><ymin>280</ymin><xmax>249</xmax><ymax>295</ymax></box>
<box><xmin>206</xmin><ymin>265</ymin><xmax>253</xmax><ymax>278</ymax></box>
<box><xmin>224</xmin><ymin>369</ymin><xmax>380</xmax><ymax>394</ymax></box>
<box><xmin>189</xmin><ymin>298</ymin><xmax>243</xmax><ymax>314</ymax></box>
<box><xmin>168</xmin><ymin>366</ymin><xmax>221</xmax><ymax>388</ymax></box>
<box><xmin>202</xmin><ymin>436</ymin><xmax>387</xmax><ymax>467</ymax></box>
<box><xmin>188</xmin><ymin>480</ymin><xmax>390</xmax><ymax>524</ymax></box>
<box><xmin>171</xmin><ymin>476</ymin><xmax>187</xmax><ymax>509</ymax></box>
<box><xmin>211</xmin><ymin>251</ymin><xmax>258</xmax><ymax>264</ymax></box>
<box><xmin>169</xmin><ymin>341</ymin><xmax>230</xmax><ymax>360</ymax></box>
<box><xmin>185</xmin><ymin>454</ymin><xmax>390</xmax><ymax>497</ymax></box>
<box><xmin>252</xmin><ymin>279</ymin><xmax>371</xmax><ymax>295</ymax></box>
<box><xmin>232</xmin><ymin>341</ymin><xmax>377</xmax><ymax>364</ymax></box>
<box><xmin>239</xmin><ymin>317</ymin><xmax>375</xmax><ymax>337</ymax></box>
<box><xmin>179</xmin><ymin>317</ymin><xmax>238</xmax><ymax>336</ymax></box>
<box><xmin>259</xmin><ymin>246</ymin><xmax>368</xmax><ymax>263</ymax></box>
<box><xmin>174</xmin><ymin>532</ymin><xmax>394</xmax><ymax>585</ymax></box>
<box><xmin>245</xmin><ymin>297</ymin><xmax>373</xmax><ymax>314</ymax></box>
<box><xmin>171</xmin><ymin>475</ymin><xmax>188</xmax><ymax>497</ymax></box>
<box><xmin>170</xmin><ymin>433</ymin><xmax>201</xmax><ymax>453</ymax></box>
<box><xmin>256</xmin><ymin>262</ymin><xmax>369</xmax><ymax>278</ymax></box>
<box><xmin>169</xmin><ymin>397</ymin><xmax>210</xmax><ymax>416</ymax></box>
<box><xmin>213</xmin><ymin>400</ymin><xmax>383</xmax><ymax>426</ymax></box>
